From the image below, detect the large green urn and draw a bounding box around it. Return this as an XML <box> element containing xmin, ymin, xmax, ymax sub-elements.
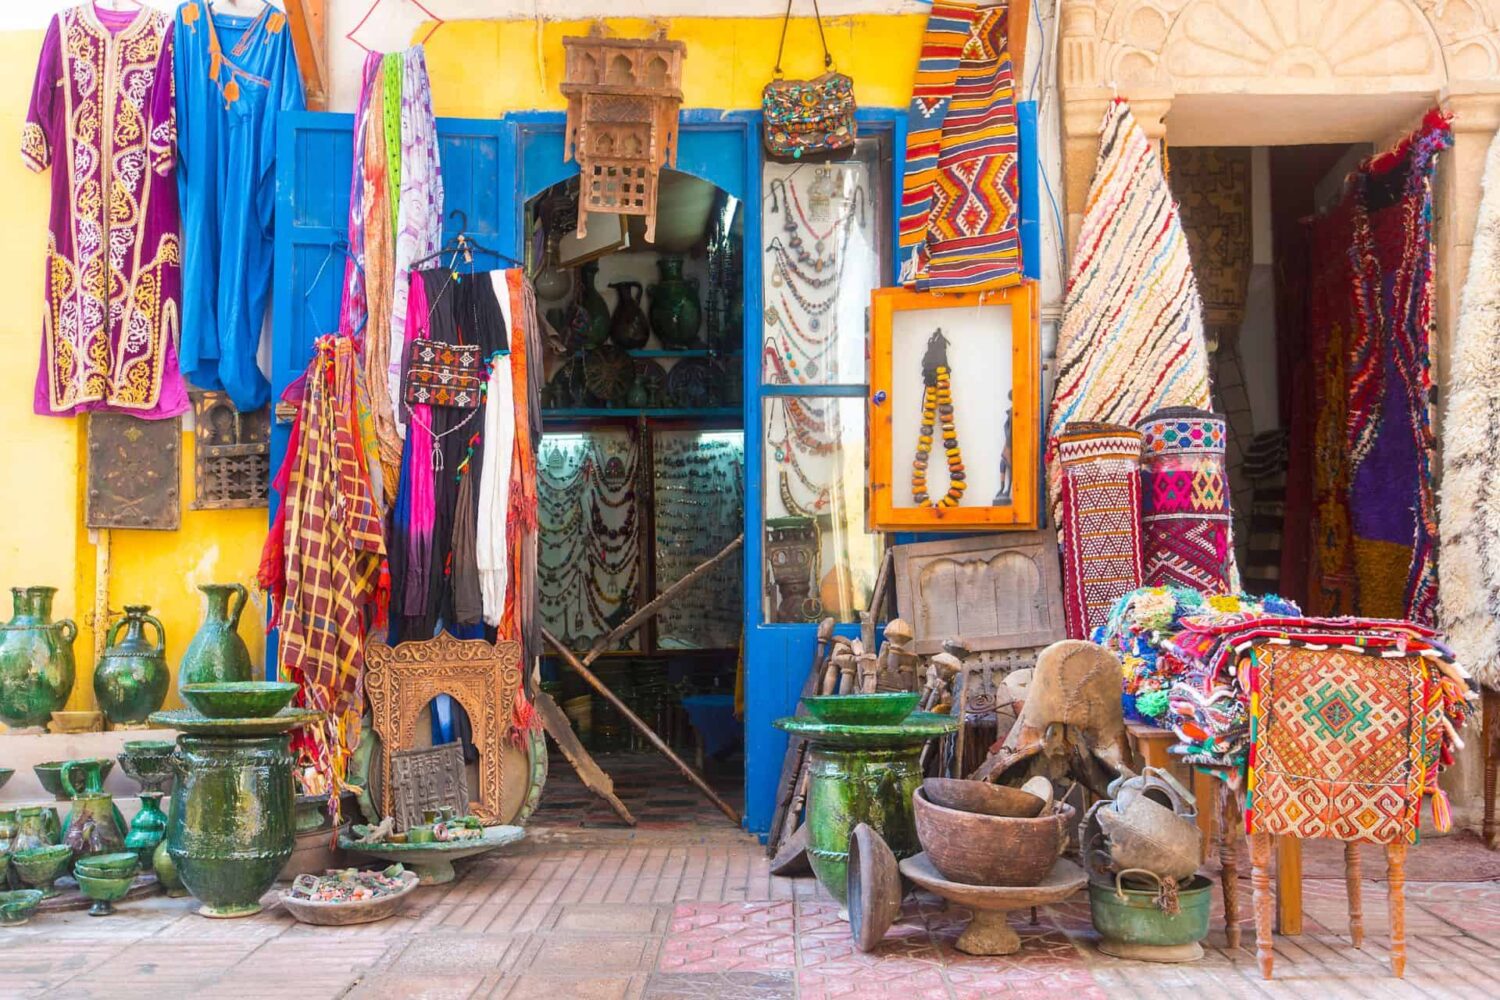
<box><xmin>167</xmin><ymin>735</ymin><xmax>294</xmax><ymax>918</ymax></box>
<box><xmin>177</xmin><ymin>584</ymin><xmax>252</xmax><ymax>694</ymax></box>
<box><xmin>0</xmin><ymin>586</ymin><xmax>76</xmax><ymax>729</ymax></box>
<box><xmin>774</xmin><ymin>712</ymin><xmax>957</xmax><ymax>904</ymax></box>
<box><xmin>647</xmin><ymin>256</ymin><xmax>702</xmax><ymax>347</ymax></box>
<box><xmin>95</xmin><ymin>605</ymin><xmax>169</xmax><ymax>726</ymax></box>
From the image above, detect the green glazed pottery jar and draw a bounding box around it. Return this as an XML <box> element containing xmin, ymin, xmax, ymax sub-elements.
<box><xmin>168</xmin><ymin>734</ymin><xmax>295</xmax><ymax>918</ymax></box>
<box><xmin>94</xmin><ymin>605</ymin><xmax>169</xmax><ymax>726</ymax></box>
<box><xmin>60</xmin><ymin>760</ymin><xmax>126</xmax><ymax>860</ymax></box>
<box><xmin>10</xmin><ymin>807</ymin><xmax>57</xmax><ymax>853</ymax></box>
<box><xmin>648</xmin><ymin>256</ymin><xmax>702</xmax><ymax>348</ymax></box>
<box><xmin>0</xmin><ymin>586</ymin><xmax>77</xmax><ymax>729</ymax></box>
<box><xmin>177</xmin><ymin>584</ymin><xmax>253</xmax><ymax>693</ymax></box>
<box><xmin>125</xmin><ymin>792</ymin><xmax>169</xmax><ymax>869</ymax></box>
<box><xmin>153</xmin><ymin>836</ymin><xmax>187</xmax><ymax>897</ymax></box>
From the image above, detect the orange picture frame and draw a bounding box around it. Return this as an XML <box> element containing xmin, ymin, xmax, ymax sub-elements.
<box><xmin>867</xmin><ymin>283</ymin><xmax>1040</xmax><ymax>531</ymax></box>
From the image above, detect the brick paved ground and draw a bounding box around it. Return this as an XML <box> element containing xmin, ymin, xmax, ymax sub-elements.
<box><xmin>6</xmin><ymin>819</ymin><xmax>1500</xmax><ymax>1000</ymax></box>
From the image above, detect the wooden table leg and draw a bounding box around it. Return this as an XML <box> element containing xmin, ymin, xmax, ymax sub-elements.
<box><xmin>1220</xmin><ymin>782</ymin><xmax>1241</xmax><ymax>950</ymax></box>
<box><xmin>1344</xmin><ymin>841</ymin><xmax>1363</xmax><ymax>948</ymax></box>
<box><xmin>1387</xmin><ymin>842</ymin><xmax>1407</xmax><ymax>978</ymax></box>
<box><xmin>1275</xmin><ymin>835</ymin><xmax>1302</xmax><ymax>936</ymax></box>
<box><xmin>1250</xmin><ymin>830</ymin><xmax>1275</xmax><ymax>979</ymax></box>
<box><xmin>1194</xmin><ymin>768</ymin><xmax>1215</xmax><ymax>862</ymax></box>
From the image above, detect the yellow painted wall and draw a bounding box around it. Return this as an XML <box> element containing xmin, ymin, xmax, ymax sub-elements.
<box><xmin>0</xmin><ymin>14</ymin><xmax>920</xmax><ymax>726</ymax></box>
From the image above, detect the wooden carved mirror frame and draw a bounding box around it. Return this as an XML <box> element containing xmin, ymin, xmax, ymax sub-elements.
<box><xmin>364</xmin><ymin>634</ymin><xmax>523</xmax><ymax>824</ymax></box>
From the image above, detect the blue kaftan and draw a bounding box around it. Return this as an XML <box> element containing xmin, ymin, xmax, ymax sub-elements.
<box><xmin>175</xmin><ymin>0</ymin><xmax>303</xmax><ymax>411</ymax></box>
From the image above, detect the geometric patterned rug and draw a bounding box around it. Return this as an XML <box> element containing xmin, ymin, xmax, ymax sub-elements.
<box><xmin>1057</xmin><ymin>422</ymin><xmax>1143</xmax><ymax>639</ymax></box>
<box><xmin>1139</xmin><ymin>407</ymin><xmax>1235</xmax><ymax>593</ymax></box>
<box><xmin>1246</xmin><ymin>643</ymin><xmax>1435</xmax><ymax>845</ymax></box>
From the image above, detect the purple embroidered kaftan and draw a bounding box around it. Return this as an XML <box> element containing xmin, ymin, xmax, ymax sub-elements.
<box><xmin>23</xmin><ymin>4</ymin><xmax>187</xmax><ymax>418</ymax></box>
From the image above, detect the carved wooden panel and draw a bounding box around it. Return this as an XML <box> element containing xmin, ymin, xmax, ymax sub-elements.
<box><xmin>391</xmin><ymin>741</ymin><xmax>471</xmax><ymax>832</ymax></box>
<box><xmin>191</xmin><ymin>391</ymin><xmax>270</xmax><ymax>510</ymax></box>
<box><xmin>364</xmin><ymin>634</ymin><xmax>523</xmax><ymax>825</ymax></box>
<box><xmin>892</xmin><ymin>530</ymin><xmax>1065</xmax><ymax>657</ymax></box>
<box><xmin>86</xmin><ymin>414</ymin><xmax>181</xmax><ymax>531</ymax></box>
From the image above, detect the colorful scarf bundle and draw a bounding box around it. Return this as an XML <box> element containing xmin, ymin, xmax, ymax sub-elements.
<box><xmin>341</xmin><ymin>46</ymin><xmax>444</xmax><ymax>507</ymax></box>
<box><xmin>1056</xmin><ymin>422</ymin><xmax>1143</xmax><ymax>640</ymax></box>
<box><xmin>897</xmin><ymin>0</ymin><xmax>1020</xmax><ymax>290</ymax></box>
<box><xmin>1047</xmin><ymin>100</ymin><xmax>1211</xmax><ymax>525</ymax></box>
<box><xmin>1138</xmin><ymin>407</ymin><xmax>1236</xmax><ymax>595</ymax></box>
<box><xmin>260</xmin><ymin>334</ymin><xmax>386</xmax><ymax>811</ymax></box>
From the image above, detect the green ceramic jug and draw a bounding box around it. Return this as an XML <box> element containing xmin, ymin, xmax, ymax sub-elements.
<box><xmin>648</xmin><ymin>256</ymin><xmax>702</xmax><ymax>348</ymax></box>
<box><xmin>10</xmin><ymin>807</ymin><xmax>56</xmax><ymax>853</ymax></box>
<box><xmin>125</xmin><ymin>792</ymin><xmax>168</xmax><ymax>870</ymax></box>
<box><xmin>59</xmin><ymin>759</ymin><xmax>126</xmax><ymax>860</ymax></box>
<box><xmin>95</xmin><ymin>605</ymin><xmax>169</xmax><ymax>726</ymax></box>
<box><xmin>0</xmin><ymin>586</ymin><xmax>77</xmax><ymax>729</ymax></box>
<box><xmin>564</xmin><ymin>261</ymin><xmax>611</xmax><ymax>350</ymax></box>
<box><xmin>177</xmin><ymin>584</ymin><xmax>252</xmax><ymax>693</ymax></box>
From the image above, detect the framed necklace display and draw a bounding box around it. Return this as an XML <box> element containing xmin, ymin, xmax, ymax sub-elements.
<box><xmin>868</xmin><ymin>283</ymin><xmax>1040</xmax><ymax>530</ymax></box>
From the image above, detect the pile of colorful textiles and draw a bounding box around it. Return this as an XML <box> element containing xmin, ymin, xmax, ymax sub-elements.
<box><xmin>260</xmin><ymin>334</ymin><xmax>386</xmax><ymax>809</ymax></box>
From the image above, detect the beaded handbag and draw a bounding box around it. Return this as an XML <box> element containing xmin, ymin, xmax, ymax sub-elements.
<box><xmin>761</xmin><ymin>0</ymin><xmax>857</xmax><ymax>163</ymax></box>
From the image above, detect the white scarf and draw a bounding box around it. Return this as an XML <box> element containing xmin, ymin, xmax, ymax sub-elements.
<box><xmin>477</xmin><ymin>272</ymin><xmax>517</xmax><ymax>625</ymax></box>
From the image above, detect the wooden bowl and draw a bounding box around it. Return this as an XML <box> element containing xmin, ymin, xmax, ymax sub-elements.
<box><xmin>913</xmin><ymin>787</ymin><xmax>1073</xmax><ymax>887</ymax></box>
<box><xmin>801</xmin><ymin>693</ymin><xmax>920</xmax><ymax>726</ymax></box>
<box><xmin>922</xmin><ymin>778</ymin><xmax>1046</xmax><ymax>818</ymax></box>
<box><xmin>847</xmin><ymin>823</ymin><xmax>902</xmax><ymax>953</ymax></box>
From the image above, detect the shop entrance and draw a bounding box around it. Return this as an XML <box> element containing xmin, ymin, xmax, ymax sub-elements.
<box><xmin>525</xmin><ymin>167</ymin><xmax>748</xmax><ymax>822</ymax></box>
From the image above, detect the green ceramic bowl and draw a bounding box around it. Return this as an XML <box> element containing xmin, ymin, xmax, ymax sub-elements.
<box><xmin>0</xmin><ymin>889</ymin><xmax>44</xmax><ymax>927</ymax></box>
<box><xmin>74</xmin><ymin>871</ymin><xmax>134</xmax><ymax>901</ymax></box>
<box><xmin>33</xmin><ymin>758</ymin><xmax>114</xmax><ymax>799</ymax></box>
<box><xmin>74</xmin><ymin>852</ymin><xmax>139</xmax><ymax>874</ymax></box>
<box><xmin>12</xmin><ymin>845</ymin><xmax>72</xmax><ymax>892</ymax></box>
<box><xmin>801</xmin><ymin>693</ymin><xmax>921</xmax><ymax>727</ymax></box>
<box><xmin>0</xmin><ymin>767</ymin><xmax>13</xmax><ymax>792</ymax></box>
<box><xmin>122</xmin><ymin>739</ymin><xmax>175</xmax><ymax>755</ymax></box>
<box><xmin>180</xmin><ymin>682</ymin><xmax>299</xmax><ymax>719</ymax></box>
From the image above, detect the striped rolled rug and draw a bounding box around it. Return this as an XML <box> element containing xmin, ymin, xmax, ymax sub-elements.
<box><xmin>1057</xmin><ymin>422</ymin><xmax>1144</xmax><ymax>639</ymax></box>
<box><xmin>1139</xmin><ymin>407</ymin><xmax>1234</xmax><ymax>595</ymax></box>
<box><xmin>1046</xmin><ymin>99</ymin><xmax>1211</xmax><ymax>525</ymax></box>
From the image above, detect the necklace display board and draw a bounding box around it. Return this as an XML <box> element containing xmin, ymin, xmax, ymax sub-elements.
<box><xmin>653</xmin><ymin>429</ymin><xmax>745</xmax><ymax>649</ymax></box>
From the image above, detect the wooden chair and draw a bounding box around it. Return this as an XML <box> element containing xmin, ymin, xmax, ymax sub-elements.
<box><xmin>1235</xmin><ymin>640</ymin><xmax>1443</xmax><ymax>979</ymax></box>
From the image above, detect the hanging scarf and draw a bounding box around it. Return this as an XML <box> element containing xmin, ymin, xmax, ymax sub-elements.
<box><xmin>391</xmin><ymin>47</ymin><xmax>444</xmax><ymax>434</ymax></box>
<box><xmin>477</xmin><ymin>337</ymin><xmax>515</xmax><ymax>626</ymax></box>
<box><xmin>401</xmin><ymin>270</ymin><xmax>437</xmax><ymax>616</ymax></box>
<box><xmin>496</xmin><ymin>269</ymin><xmax>542</xmax><ymax>656</ymax></box>
<box><xmin>265</xmin><ymin>334</ymin><xmax>385</xmax><ymax>814</ymax></box>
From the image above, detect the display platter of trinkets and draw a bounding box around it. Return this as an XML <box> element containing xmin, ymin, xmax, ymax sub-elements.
<box><xmin>539</xmin><ymin>429</ymin><xmax>644</xmax><ymax>651</ymax></box>
<box><xmin>653</xmin><ymin>430</ymin><xmax>745</xmax><ymax>648</ymax></box>
<box><xmin>761</xmin><ymin>161</ymin><xmax>879</xmax><ymax>387</ymax></box>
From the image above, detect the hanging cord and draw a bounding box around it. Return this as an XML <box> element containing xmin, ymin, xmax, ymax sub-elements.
<box><xmin>774</xmin><ymin>0</ymin><xmax>834</xmax><ymax>76</ymax></box>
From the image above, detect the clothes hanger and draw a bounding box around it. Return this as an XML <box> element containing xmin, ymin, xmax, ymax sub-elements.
<box><xmin>303</xmin><ymin>236</ymin><xmax>362</xmax><ymax>336</ymax></box>
<box><xmin>411</xmin><ymin>210</ymin><xmax>525</xmax><ymax>272</ymax></box>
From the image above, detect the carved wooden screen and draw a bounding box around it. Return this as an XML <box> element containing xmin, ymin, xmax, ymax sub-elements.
<box><xmin>364</xmin><ymin>634</ymin><xmax>523</xmax><ymax>824</ymax></box>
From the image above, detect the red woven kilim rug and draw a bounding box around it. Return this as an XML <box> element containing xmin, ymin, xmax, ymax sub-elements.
<box><xmin>1057</xmin><ymin>422</ymin><xmax>1142</xmax><ymax>639</ymax></box>
<box><xmin>1246</xmin><ymin>643</ymin><xmax>1438</xmax><ymax>845</ymax></box>
<box><xmin>1139</xmin><ymin>407</ymin><xmax>1234</xmax><ymax>593</ymax></box>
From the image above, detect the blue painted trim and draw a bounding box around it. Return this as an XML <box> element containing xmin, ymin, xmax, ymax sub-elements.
<box><xmin>1018</xmin><ymin>100</ymin><xmax>1041</xmax><ymax>281</ymax></box>
<box><xmin>759</xmin><ymin>384</ymin><xmax>867</xmax><ymax>398</ymax></box>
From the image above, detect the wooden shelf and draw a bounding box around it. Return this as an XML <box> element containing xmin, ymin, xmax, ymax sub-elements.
<box><xmin>543</xmin><ymin>407</ymin><xmax>741</xmax><ymax>421</ymax></box>
<box><xmin>628</xmin><ymin>348</ymin><xmax>740</xmax><ymax>359</ymax></box>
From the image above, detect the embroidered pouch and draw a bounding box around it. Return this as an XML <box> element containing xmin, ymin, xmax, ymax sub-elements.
<box><xmin>404</xmin><ymin>340</ymin><xmax>484</xmax><ymax>410</ymax></box>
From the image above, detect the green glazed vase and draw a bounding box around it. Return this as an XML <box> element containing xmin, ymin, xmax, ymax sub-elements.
<box><xmin>168</xmin><ymin>735</ymin><xmax>294</xmax><ymax>918</ymax></box>
<box><xmin>804</xmin><ymin>746</ymin><xmax>924</xmax><ymax>904</ymax></box>
<box><xmin>10</xmin><ymin>807</ymin><xmax>57</xmax><ymax>854</ymax></box>
<box><xmin>0</xmin><ymin>586</ymin><xmax>77</xmax><ymax>729</ymax></box>
<box><xmin>648</xmin><ymin>256</ymin><xmax>702</xmax><ymax>348</ymax></box>
<box><xmin>125</xmin><ymin>792</ymin><xmax>168</xmax><ymax>870</ymax></box>
<box><xmin>95</xmin><ymin>605</ymin><xmax>169</xmax><ymax>726</ymax></box>
<box><xmin>565</xmin><ymin>261</ymin><xmax>611</xmax><ymax>350</ymax></box>
<box><xmin>60</xmin><ymin>761</ymin><xmax>126</xmax><ymax>860</ymax></box>
<box><xmin>177</xmin><ymin>584</ymin><xmax>252</xmax><ymax>694</ymax></box>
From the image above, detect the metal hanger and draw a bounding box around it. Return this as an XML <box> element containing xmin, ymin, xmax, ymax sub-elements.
<box><xmin>303</xmin><ymin>235</ymin><xmax>361</xmax><ymax>336</ymax></box>
<box><xmin>411</xmin><ymin>210</ymin><xmax>524</xmax><ymax>272</ymax></box>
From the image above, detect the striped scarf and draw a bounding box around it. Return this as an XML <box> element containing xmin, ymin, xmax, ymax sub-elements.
<box><xmin>1046</xmin><ymin>99</ymin><xmax>1210</xmax><ymax>524</ymax></box>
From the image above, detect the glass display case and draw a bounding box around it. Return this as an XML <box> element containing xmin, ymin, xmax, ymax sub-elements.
<box><xmin>652</xmin><ymin>429</ymin><xmax>745</xmax><ymax>649</ymax></box>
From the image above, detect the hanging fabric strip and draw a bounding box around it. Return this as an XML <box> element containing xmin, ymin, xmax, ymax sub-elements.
<box><xmin>477</xmin><ymin>336</ymin><xmax>515</xmax><ymax>627</ymax></box>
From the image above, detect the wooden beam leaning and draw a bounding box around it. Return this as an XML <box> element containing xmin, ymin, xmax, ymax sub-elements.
<box><xmin>534</xmin><ymin>690</ymin><xmax>637</xmax><ymax>827</ymax></box>
<box><xmin>285</xmin><ymin>0</ymin><xmax>329</xmax><ymax>111</ymax></box>
<box><xmin>544</xmin><ymin>627</ymin><xmax>742</xmax><ymax>825</ymax></box>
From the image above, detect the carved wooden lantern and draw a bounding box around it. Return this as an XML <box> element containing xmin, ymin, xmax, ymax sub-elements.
<box><xmin>364</xmin><ymin>634</ymin><xmax>523</xmax><ymax>825</ymax></box>
<box><xmin>561</xmin><ymin>29</ymin><xmax>686</xmax><ymax>242</ymax></box>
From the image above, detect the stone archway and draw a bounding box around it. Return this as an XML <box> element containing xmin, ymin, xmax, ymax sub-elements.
<box><xmin>1056</xmin><ymin>0</ymin><xmax>1500</xmax><ymax>834</ymax></box>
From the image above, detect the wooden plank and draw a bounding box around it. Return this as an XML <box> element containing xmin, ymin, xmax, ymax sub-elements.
<box><xmin>767</xmin><ymin>618</ymin><xmax>836</xmax><ymax>856</ymax></box>
<box><xmin>1276</xmin><ymin>835</ymin><xmax>1303</xmax><ymax>936</ymax></box>
<box><xmin>285</xmin><ymin>0</ymin><xmax>329</xmax><ymax>112</ymax></box>
<box><xmin>534</xmin><ymin>690</ymin><xmax>636</xmax><ymax>827</ymax></box>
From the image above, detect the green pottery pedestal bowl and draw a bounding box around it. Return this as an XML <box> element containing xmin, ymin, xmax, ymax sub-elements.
<box><xmin>0</xmin><ymin>889</ymin><xmax>44</xmax><ymax>927</ymax></box>
<box><xmin>773</xmin><ymin>712</ymin><xmax>957</xmax><ymax>905</ymax></box>
<box><xmin>340</xmin><ymin>825</ymin><xmax>526</xmax><ymax>885</ymax></box>
<box><xmin>12</xmin><ymin>845</ymin><xmax>72</xmax><ymax>898</ymax></box>
<box><xmin>118</xmin><ymin>740</ymin><xmax>176</xmax><ymax>796</ymax></box>
<box><xmin>75</xmin><ymin>871</ymin><xmax>135</xmax><ymax>916</ymax></box>
<box><xmin>801</xmin><ymin>693</ymin><xmax>920</xmax><ymax>727</ymax></box>
<box><xmin>180</xmin><ymin>682</ymin><xmax>298</xmax><ymax>719</ymax></box>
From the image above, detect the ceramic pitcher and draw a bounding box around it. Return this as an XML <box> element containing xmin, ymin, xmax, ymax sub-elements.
<box><xmin>0</xmin><ymin>586</ymin><xmax>77</xmax><ymax>729</ymax></box>
<box><xmin>648</xmin><ymin>256</ymin><xmax>702</xmax><ymax>348</ymax></box>
<box><xmin>95</xmin><ymin>605</ymin><xmax>169</xmax><ymax>726</ymax></box>
<box><xmin>564</xmin><ymin>261</ymin><xmax>611</xmax><ymax>350</ymax></box>
<box><xmin>59</xmin><ymin>760</ymin><xmax>125</xmax><ymax>860</ymax></box>
<box><xmin>178</xmin><ymin>584</ymin><xmax>252</xmax><ymax>693</ymax></box>
<box><xmin>608</xmin><ymin>281</ymin><xmax>651</xmax><ymax>349</ymax></box>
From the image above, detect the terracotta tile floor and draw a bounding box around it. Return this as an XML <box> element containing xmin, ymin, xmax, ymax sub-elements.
<box><xmin>9</xmin><ymin>816</ymin><xmax>1500</xmax><ymax>1000</ymax></box>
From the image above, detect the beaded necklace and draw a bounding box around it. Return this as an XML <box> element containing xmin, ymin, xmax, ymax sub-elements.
<box><xmin>910</xmin><ymin>330</ymin><xmax>967</xmax><ymax>507</ymax></box>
